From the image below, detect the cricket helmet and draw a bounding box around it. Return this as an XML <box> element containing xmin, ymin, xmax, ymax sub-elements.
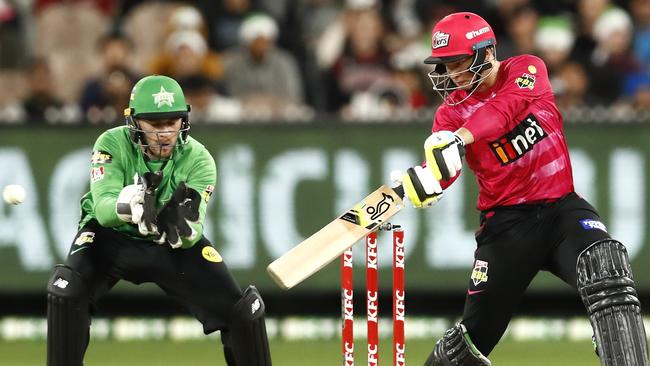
<box><xmin>424</xmin><ymin>12</ymin><xmax>497</xmax><ymax>105</ymax></box>
<box><xmin>124</xmin><ymin>75</ymin><xmax>191</xmax><ymax>150</ymax></box>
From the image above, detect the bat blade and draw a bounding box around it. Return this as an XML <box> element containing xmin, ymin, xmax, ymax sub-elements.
<box><xmin>267</xmin><ymin>184</ymin><xmax>404</xmax><ymax>290</ymax></box>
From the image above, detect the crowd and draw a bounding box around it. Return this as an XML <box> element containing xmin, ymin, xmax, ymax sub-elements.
<box><xmin>1</xmin><ymin>0</ymin><xmax>650</xmax><ymax>124</ymax></box>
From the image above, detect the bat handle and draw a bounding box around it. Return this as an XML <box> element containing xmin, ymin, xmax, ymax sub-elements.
<box><xmin>392</xmin><ymin>184</ymin><xmax>404</xmax><ymax>199</ymax></box>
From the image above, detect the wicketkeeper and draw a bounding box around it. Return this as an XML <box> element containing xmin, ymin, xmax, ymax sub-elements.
<box><xmin>392</xmin><ymin>12</ymin><xmax>648</xmax><ymax>366</ymax></box>
<box><xmin>46</xmin><ymin>75</ymin><xmax>272</xmax><ymax>366</ymax></box>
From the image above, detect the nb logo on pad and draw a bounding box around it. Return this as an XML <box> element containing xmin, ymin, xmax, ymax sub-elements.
<box><xmin>53</xmin><ymin>278</ymin><xmax>69</xmax><ymax>289</ymax></box>
<box><xmin>251</xmin><ymin>299</ymin><xmax>261</xmax><ymax>314</ymax></box>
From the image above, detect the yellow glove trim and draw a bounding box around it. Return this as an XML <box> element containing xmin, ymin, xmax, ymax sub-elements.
<box><xmin>402</xmin><ymin>172</ymin><xmax>424</xmax><ymax>208</ymax></box>
<box><xmin>425</xmin><ymin>149</ymin><xmax>443</xmax><ymax>181</ymax></box>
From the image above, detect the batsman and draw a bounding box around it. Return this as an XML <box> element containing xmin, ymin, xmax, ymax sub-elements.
<box><xmin>46</xmin><ymin>75</ymin><xmax>272</xmax><ymax>365</ymax></box>
<box><xmin>392</xmin><ymin>12</ymin><xmax>648</xmax><ymax>366</ymax></box>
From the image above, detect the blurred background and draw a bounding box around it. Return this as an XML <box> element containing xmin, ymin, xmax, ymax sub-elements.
<box><xmin>1</xmin><ymin>0</ymin><xmax>650</xmax><ymax>364</ymax></box>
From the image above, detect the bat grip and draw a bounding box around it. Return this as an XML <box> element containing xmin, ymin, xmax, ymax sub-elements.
<box><xmin>392</xmin><ymin>184</ymin><xmax>404</xmax><ymax>198</ymax></box>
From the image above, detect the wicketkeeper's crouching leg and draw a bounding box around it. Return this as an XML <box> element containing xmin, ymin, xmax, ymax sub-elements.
<box><xmin>46</xmin><ymin>265</ymin><xmax>91</xmax><ymax>366</ymax></box>
<box><xmin>221</xmin><ymin>285</ymin><xmax>272</xmax><ymax>365</ymax></box>
<box><xmin>423</xmin><ymin>323</ymin><xmax>491</xmax><ymax>366</ymax></box>
<box><xmin>577</xmin><ymin>239</ymin><xmax>649</xmax><ymax>366</ymax></box>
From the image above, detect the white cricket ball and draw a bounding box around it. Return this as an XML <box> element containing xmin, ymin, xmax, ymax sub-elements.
<box><xmin>3</xmin><ymin>184</ymin><xmax>26</xmax><ymax>205</ymax></box>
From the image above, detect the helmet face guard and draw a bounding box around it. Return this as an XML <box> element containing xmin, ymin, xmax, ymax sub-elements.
<box><xmin>125</xmin><ymin>75</ymin><xmax>191</xmax><ymax>160</ymax></box>
<box><xmin>125</xmin><ymin>109</ymin><xmax>191</xmax><ymax>161</ymax></box>
<box><xmin>424</xmin><ymin>12</ymin><xmax>497</xmax><ymax>105</ymax></box>
<box><xmin>427</xmin><ymin>42</ymin><xmax>496</xmax><ymax>105</ymax></box>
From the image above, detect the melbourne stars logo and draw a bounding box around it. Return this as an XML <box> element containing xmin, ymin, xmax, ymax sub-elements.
<box><xmin>152</xmin><ymin>86</ymin><xmax>175</xmax><ymax>108</ymax></box>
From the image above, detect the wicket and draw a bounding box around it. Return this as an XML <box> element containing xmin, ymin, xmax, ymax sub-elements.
<box><xmin>341</xmin><ymin>223</ymin><xmax>405</xmax><ymax>366</ymax></box>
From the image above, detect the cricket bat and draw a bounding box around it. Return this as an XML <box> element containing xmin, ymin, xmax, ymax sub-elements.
<box><xmin>267</xmin><ymin>184</ymin><xmax>405</xmax><ymax>290</ymax></box>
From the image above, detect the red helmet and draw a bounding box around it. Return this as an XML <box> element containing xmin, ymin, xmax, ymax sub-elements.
<box><xmin>424</xmin><ymin>12</ymin><xmax>497</xmax><ymax>105</ymax></box>
<box><xmin>425</xmin><ymin>12</ymin><xmax>496</xmax><ymax>64</ymax></box>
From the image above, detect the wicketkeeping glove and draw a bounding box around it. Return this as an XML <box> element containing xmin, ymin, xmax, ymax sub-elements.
<box><xmin>154</xmin><ymin>182</ymin><xmax>201</xmax><ymax>249</ymax></box>
<box><xmin>424</xmin><ymin>131</ymin><xmax>464</xmax><ymax>181</ymax></box>
<box><xmin>116</xmin><ymin>172</ymin><xmax>163</xmax><ymax>236</ymax></box>
<box><xmin>391</xmin><ymin>166</ymin><xmax>443</xmax><ymax>208</ymax></box>
<box><xmin>138</xmin><ymin>171</ymin><xmax>163</xmax><ymax>236</ymax></box>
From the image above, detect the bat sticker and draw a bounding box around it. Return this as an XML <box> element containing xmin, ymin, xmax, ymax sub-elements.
<box><xmin>366</xmin><ymin>192</ymin><xmax>395</xmax><ymax>220</ymax></box>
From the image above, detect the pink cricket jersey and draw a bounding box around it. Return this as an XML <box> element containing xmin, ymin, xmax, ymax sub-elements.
<box><xmin>433</xmin><ymin>54</ymin><xmax>574</xmax><ymax>210</ymax></box>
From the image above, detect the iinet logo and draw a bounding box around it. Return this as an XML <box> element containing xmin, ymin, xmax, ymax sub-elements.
<box><xmin>490</xmin><ymin>113</ymin><xmax>547</xmax><ymax>165</ymax></box>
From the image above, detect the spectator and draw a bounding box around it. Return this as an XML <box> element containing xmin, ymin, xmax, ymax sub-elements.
<box><xmin>623</xmin><ymin>72</ymin><xmax>650</xmax><ymax>108</ymax></box>
<box><xmin>0</xmin><ymin>0</ymin><xmax>29</xmax><ymax>68</ymax></box>
<box><xmin>79</xmin><ymin>30</ymin><xmax>139</xmax><ymax>121</ymax></box>
<box><xmin>178</xmin><ymin>74</ymin><xmax>243</xmax><ymax>123</ymax></box>
<box><xmin>534</xmin><ymin>16</ymin><xmax>576</xmax><ymax>94</ymax></box>
<box><xmin>313</xmin><ymin>0</ymin><xmax>377</xmax><ymax>71</ymax></box>
<box><xmin>33</xmin><ymin>0</ymin><xmax>116</xmax><ymax>16</ymax></box>
<box><xmin>623</xmin><ymin>0</ymin><xmax>650</xmax><ymax>109</ymax></box>
<box><xmin>149</xmin><ymin>29</ymin><xmax>224</xmax><ymax>82</ymax></box>
<box><xmin>390</xmin><ymin>39</ymin><xmax>436</xmax><ymax>108</ymax></box>
<box><xmin>588</xmin><ymin>7</ymin><xmax>639</xmax><ymax>104</ymax></box>
<box><xmin>167</xmin><ymin>4</ymin><xmax>208</xmax><ymax>35</ymax></box>
<box><xmin>21</xmin><ymin>57</ymin><xmax>63</xmax><ymax>123</ymax></box>
<box><xmin>498</xmin><ymin>5</ymin><xmax>538</xmax><ymax>59</ymax></box>
<box><xmin>329</xmin><ymin>7</ymin><xmax>394</xmax><ymax>116</ymax></box>
<box><xmin>553</xmin><ymin>62</ymin><xmax>593</xmax><ymax>109</ymax></box>
<box><xmin>196</xmin><ymin>0</ymin><xmax>259</xmax><ymax>52</ymax></box>
<box><xmin>222</xmin><ymin>13</ymin><xmax>305</xmax><ymax>118</ymax></box>
<box><xmin>631</xmin><ymin>0</ymin><xmax>650</xmax><ymax>67</ymax></box>
<box><xmin>572</xmin><ymin>0</ymin><xmax>610</xmax><ymax>64</ymax></box>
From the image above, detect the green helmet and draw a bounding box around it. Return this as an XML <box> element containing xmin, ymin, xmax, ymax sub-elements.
<box><xmin>128</xmin><ymin>75</ymin><xmax>189</xmax><ymax>120</ymax></box>
<box><xmin>125</xmin><ymin>75</ymin><xmax>191</xmax><ymax>151</ymax></box>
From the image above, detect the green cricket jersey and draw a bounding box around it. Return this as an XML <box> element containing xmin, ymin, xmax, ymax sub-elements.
<box><xmin>79</xmin><ymin>126</ymin><xmax>216</xmax><ymax>248</ymax></box>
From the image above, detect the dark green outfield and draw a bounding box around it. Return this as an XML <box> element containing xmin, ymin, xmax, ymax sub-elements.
<box><xmin>0</xmin><ymin>339</ymin><xmax>600</xmax><ymax>365</ymax></box>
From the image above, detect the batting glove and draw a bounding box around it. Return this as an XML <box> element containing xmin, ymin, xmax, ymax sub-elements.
<box><xmin>424</xmin><ymin>131</ymin><xmax>464</xmax><ymax>181</ymax></box>
<box><xmin>392</xmin><ymin>166</ymin><xmax>443</xmax><ymax>208</ymax></box>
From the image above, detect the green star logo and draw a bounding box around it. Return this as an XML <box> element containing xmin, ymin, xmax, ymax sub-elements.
<box><xmin>152</xmin><ymin>86</ymin><xmax>175</xmax><ymax>108</ymax></box>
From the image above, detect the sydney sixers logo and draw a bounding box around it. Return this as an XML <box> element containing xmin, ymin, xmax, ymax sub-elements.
<box><xmin>471</xmin><ymin>259</ymin><xmax>489</xmax><ymax>286</ymax></box>
<box><xmin>432</xmin><ymin>31</ymin><xmax>450</xmax><ymax>49</ymax></box>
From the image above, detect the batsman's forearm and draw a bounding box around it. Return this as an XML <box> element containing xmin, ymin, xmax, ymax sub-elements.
<box><xmin>455</xmin><ymin>127</ymin><xmax>474</xmax><ymax>145</ymax></box>
<box><xmin>93</xmin><ymin>195</ymin><xmax>123</xmax><ymax>227</ymax></box>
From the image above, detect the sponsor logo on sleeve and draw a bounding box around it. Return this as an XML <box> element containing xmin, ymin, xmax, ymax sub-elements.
<box><xmin>74</xmin><ymin>231</ymin><xmax>95</xmax><ymax>246</ymax></box>
<box><xmin>432</xmin><ymin>31</ymin><xmax>450</xmax><ymax>49</ymax></box>
<box><xmin>489</xmin><ymin>113</ymin><xmax>547</xmax><ymax>165</ymax></box>
<box><xmin>71</xmin><ymin>231</ymin><xmax>95</xmax><ymax>255</ymax></box>
<box><xmin>471</xmin><ymin>259</ymin><xmax>489</xmax><ymax>286</ymax></box>
<box><xmin>579</xmin><ymin>219</ymin><xmax>608</xmax><ymax>232</ymax></box>
<box><xmin>91</xmin><ymin>150</ymin><xmax>112</xmax><ymax>164</ymax></box>
<box><xmin>515</xmin><ymin>72</ymin><xmax>536</xmax><ymax>90</ymax></box>
<box><xmin>203</xmin><ymin>184</ymin><xmax>214</xmax><ymax>203</ymax></box>
<box><xmin>90</xmin><ymin>166</ymin><xmax>105</xmax><ymax>182</ymax></box>
<box><xmin>202</xmin><ymin>246</ymin><xmax>223</xmax><ymax>263</ymax></box>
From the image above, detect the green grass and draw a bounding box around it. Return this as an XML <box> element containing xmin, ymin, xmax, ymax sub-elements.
<box><xmin>0</xmin><ymin>339</ymin><xmax>600</xmax><ymax>365</ymax></box>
